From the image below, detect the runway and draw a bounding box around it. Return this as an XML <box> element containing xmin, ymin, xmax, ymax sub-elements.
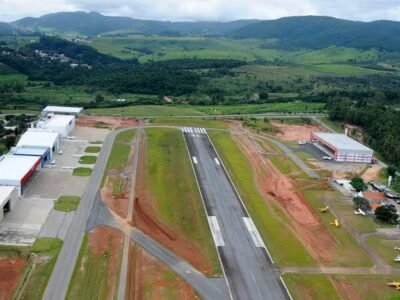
<box><xmin>183</xmin><ymin>127</ymin><xmax>288</xmax><ymax>300</ymax></box>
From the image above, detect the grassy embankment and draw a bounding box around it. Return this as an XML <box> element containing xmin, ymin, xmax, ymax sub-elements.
<box><xmin>2</xmin><ymin>238</ymin><xmax>63</xmax><ymax>300</ymax></box>
<box><xmin>104</xmin><ymin>129</ymin><xmax>135</xmax><ymax>195</ymax></box>
<box><xmin>145</xmin><ymin>128</ymin><xmax>221</xmax><ymax>275</ymax></box>
<box><xmin>150</xmin><ymin>117</ymin><xmax>229</xmax><ymax>129</ymax></box>
<box><xmin>54</xmin><ymin>196</ymin><xmax>81</xmax><ymax>212</ymax></box>
<box><xmin>208</xmin><ymin>131</ymin><xmax>315</xmax><ymax>267</ymax></box>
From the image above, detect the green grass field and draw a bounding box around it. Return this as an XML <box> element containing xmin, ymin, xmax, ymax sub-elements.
<box><xmin>87</xmin><ymin>105</ymin><xmax>204</xmax><ymax>117</ymax></box>
<box><xmin>366</xmin><ymin>236</ymin><xmax>400</xmax><ymax>268</ymax></box>
<box><xmin>73</xmin><ymin>167</ymin><xmax>92</xmax><ymax>176</ymax></box>
<box><xmin>54</xmin><ymin>196</ymin><xmax>81</xmax><ymax>212</ymax></box>
<box><xmin>79</xmin><ymin>156</ymin><xmax>97</xmax><ymax>164</ymax></box>
<box><xmin>66</xmin><ymin>233</ymin><xmax>122</xmax><ymax>299</ymax></box>
<box><xmin>208</xmin><ymin>131</ymin><xmax>315</xmax><ymax>267</ymax></box>
<box><xmin>19</xmin><ymin>238</ymin><xmax>63</xmax><ymax>300</ymax></box>
<box><xmin>304</xmin><ymin>190</ymin><xmax>373</xmax><ymax>267</ymax></box>
<box><xmin>283</xmin><ymin>273</ymin><xmax>340</xmax><ymax>300</ymax></box>
<box><xmin>84</xmin><ymin>146</ymin><xmax>101</xmax><ymax>153</ymax></box>
<box><xmin>145</xmin><ymin>128</ymin><xmax>221</xmax><ymax>275</ymax></box>
<box><xmin>114</xmin><ymin>129</ymin><xmax>136</xmax><ymax>144</ymax></box>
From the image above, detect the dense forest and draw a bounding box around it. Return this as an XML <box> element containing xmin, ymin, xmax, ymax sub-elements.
<box><xmin>327</xmin><ymin>99</ymin><xmax>400</xmax><ymax>166</ymax></box>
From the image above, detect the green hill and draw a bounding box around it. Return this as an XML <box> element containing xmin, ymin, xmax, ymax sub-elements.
<box><xmin>228</xmin><ymin>16</ymin><xmax>400</xmax><ymax>51</ymax></box>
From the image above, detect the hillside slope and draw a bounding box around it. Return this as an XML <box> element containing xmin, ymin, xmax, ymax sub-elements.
<box><xmin>228</xmin><ymin>16</ymin><xmax>400</xmax><ymax>51</ymax></box>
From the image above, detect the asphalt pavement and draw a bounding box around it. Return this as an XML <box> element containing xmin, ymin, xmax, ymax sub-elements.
<box><xmin>184</xmin><ymin>128</ymin><xmax>288</xmax><ymax>300</ymax></box>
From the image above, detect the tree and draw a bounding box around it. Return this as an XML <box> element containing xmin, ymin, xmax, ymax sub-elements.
<box><xmin>387</xmin><ymin>166</ymin><xmax>397</xmax><ymax>178</ymax></box>
<box><xmin>4</xmin><ymin>136</ymin><xmax>16</xmax><ymax>149</ymax></box>
<box><xmin>259</xmin><ymin>91</ymin><xmax>269</xmax><ymax>100</ymax></box>
<box><xmin>350</xmin><ymin>176</ymin><xmax>368</xmax><ymax>192</ymax></box>
<box><xmin>353</xmin><ymin>197</ymin><xmax>371</xmax><ymax>212</ymax></box>
<box><xmin>95</xmin><ymin>94</ymin><xmax>105</xmax><ymax>104</ymax></box>
<box><xmin>375</xmin><ymin>205</ymin><xmax>398</xmax><ymax>224</ymax></box>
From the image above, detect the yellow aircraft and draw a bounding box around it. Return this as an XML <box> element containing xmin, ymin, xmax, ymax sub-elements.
<box><xmin>330</xmin><ymin>219</ymin><xmax>340</xmax><ymax>227</ymax></box>
<box><xmin>319</xmin><ymin>206</ymin><xmax>329</xmax><ymax>213</ymax></box>
<box><xmin>387</xmin><ymin>282</ymin><xmax>400</xmax><ymax>290</ymax></box>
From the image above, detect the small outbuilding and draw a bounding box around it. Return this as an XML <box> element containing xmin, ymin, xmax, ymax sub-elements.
<box><xmin>0</xmin><ymin>155</ymin><xmax>41</xmax><ymax>196</ymax></box>
<box><xmin>17</xmin><ymin>129</ymin><xmax>60</xmax><ymax>159</ymax></box>
<box><xmin>42</xmin><ymin>106</ymin><xmax>83</xmax><ymax>116</ymax></box>
<box><xmin>39</xmin><ymin>115</ymin><xmax>75</xmax><ymax>137</ymax></box>
<box><xmin>0</xmin><ymin>186</ymin><xmax>18</xmax><ymax>222</ymax></box>
<box><xmin>311</xmin><ymin>132</ymin><xmax>374</xmax><ymax>163</ymax></box>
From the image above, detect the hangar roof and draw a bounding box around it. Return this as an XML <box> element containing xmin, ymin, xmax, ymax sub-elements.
<box><xmin>0</xmin><ymin>155</ymin><xmax>40</xmax><ymax>182</ymax></box>
<box><xmin>17</xmin><ymin>129</ymin><xmax>59</xmax><ymax>149</ymax></box>
<box><xmin>313</xmin><ymin>132</ymin><xmax>373</xmax><ymax>152</ymax></box>
<box><xmin>43</xmin><ymin>106</ymin><xmax>83</xmax><ymax>114</ymax></box>
<box><xmin>11</xmin><ymin>147</ymin><xmax>50</xmax><ymax>157</ymax></box>
<box><xmin>44</xmin><ymin>115</ymin><xmax>74</xmax><ymax>128</ymax></box>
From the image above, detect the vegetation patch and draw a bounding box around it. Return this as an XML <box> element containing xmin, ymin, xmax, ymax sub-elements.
<box><xmin>54</xmin><ymin>196</ymin><xmax>81</xmax><ymax>212</ymax></box>
<box><xmin>79</xmin><ymin>156</ymin><xmax>97</xmax><ymax>164</ymax></box>
<box><xmin>150</xmin><ymin>117</ymin><xmax>228</xmax><ymax>129</ymax></box>
<box><xmin>73</xmin><ymin>167</ymin><xmax>92</xmax><ymax>176</ymax></box>
<box><xmin>84</xmin><ymin>146</ymin><xmax>101</xmax><ymax>153</ymax></box>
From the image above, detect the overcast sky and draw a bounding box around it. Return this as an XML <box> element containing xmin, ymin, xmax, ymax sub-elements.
<box><xmin>1</xmin><ymin>0</ymin><xmax>399</xmax><ymax>22</ymax></box>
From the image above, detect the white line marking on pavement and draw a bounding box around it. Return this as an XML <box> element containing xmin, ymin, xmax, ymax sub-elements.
<box><xmin>243</xmin><ymin>217</ymin><xmax>266</xmax><ymax>248</ymax></box>
<box><xmin>192</xmin><ymin>157</ymin><xmax>198</xmax><ymax>164</ymax></box>
<box><xmin>201</xmin><ymin>128</ymin><xmax>206</xmax><ymax>134</ymax></box>
<box><xmin>214</xmin><ymin>158</ymin><xmax>220</xmax><ymax>165</ymax></box>
<box><xmin>208</xmin><ymin>216</ymin><xmax>225</xmax><ymax>247</ymax></box>
<box><xmin>196</xmin><ymin>128</ymin><xmax>200</xmax><ymax>133</ymax></box>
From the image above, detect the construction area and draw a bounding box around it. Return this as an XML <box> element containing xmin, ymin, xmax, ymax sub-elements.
<box><xmin>1</xmin><ymin>113</ymin><xmax>400</xmax><ymax>300</ymax></box>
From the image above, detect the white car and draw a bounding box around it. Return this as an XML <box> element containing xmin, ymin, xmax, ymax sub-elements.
<box><xmin>322</xmin><ymin>156</ymin><xmax>333</xmax><ymax>160</ymax></box>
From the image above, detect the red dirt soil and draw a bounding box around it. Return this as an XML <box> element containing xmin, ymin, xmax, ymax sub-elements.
<box><xmin>127</xmin><ymin>244</ymin><xmax>198</xmax><ymax>300</ymax></box>
<box><xmin>88</xmin><ymin>226</ymin><xmax>124</xmax><ymax>299</ymax></box>
<box><xmin>76</xmin><ymin>115</ymin><xmax>141</xmax><ymax>128</ymax></box>
<box><xmin>133</xmin><ymin>135</ymin><xmax>213</xmax><ymax>276</ymax></box>
<box><xmin>362</xmin><ymin>164</ymin><xmax>383</xmax><ymax>182</ymax></box>
<box><xmin>0</xmin><ymin>257</ymin><xmax>27</xmax><ymax>300</ymax></box>
<box><xmin>232</xmin><ymin>132</ymin><xmax>337</xmax><ymax>263</ymax></box>
<box><xmin>271</xmin><ymin>121</ymin><xmax>326</xmax><ymax>141</ymax></box>
<box><xmin>101</xmin><ymin>176</ymin><xmax>129</xmax><ymax>219</ymax></box>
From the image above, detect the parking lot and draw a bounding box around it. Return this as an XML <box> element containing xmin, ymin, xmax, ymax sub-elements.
<box><xmin>0</xmin><ymin>127</ymin><xmax>105</xmax><ymax>245</ymax></box>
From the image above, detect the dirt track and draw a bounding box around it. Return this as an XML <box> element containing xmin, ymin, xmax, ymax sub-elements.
<box><xmin>77</xmin><ymin>116</ymin><xmax>141</xmax><ymax>129</ymax></box>
<box><xmin>232</xmin><ymin>132</ymin><xmax>337</xmax><ymax>263</ymax></box>
<box><xmin>271</xmin><ymin>121</ymin><xmax>326</xmax><ymax>141</ymax></box>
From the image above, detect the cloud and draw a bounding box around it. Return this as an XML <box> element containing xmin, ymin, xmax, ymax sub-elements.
<box><xmin>0</xmin><ymin>0</ymin><xmax>399</xmax><ymax>22</ymax></box>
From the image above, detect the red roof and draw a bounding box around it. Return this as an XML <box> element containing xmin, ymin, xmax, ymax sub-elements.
<box><xmin>370</xmin><ymin>203</ymin><xmax>381</xmax><ymax>211</ymax></box>
<box><xmin>363</xmin><ymin>192</ymin><xmax>385</xmax><ymax>202</ymax></box>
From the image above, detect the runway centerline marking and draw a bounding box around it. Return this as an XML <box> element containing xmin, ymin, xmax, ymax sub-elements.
<box><xmin>243</xmin><ymin>217</ymin><xmax>266</xmax><ymax>248</ymax></box>
<box><xmin>207</xmin><ymin>216</ymin><xmax>225</xmax><ymax>247</ymax></box>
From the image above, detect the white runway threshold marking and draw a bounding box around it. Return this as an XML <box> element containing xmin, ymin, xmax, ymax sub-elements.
<box><xmin>192</xmin><ymin>156</ymin><xmax>198</xmax><ymax>164</ymax></box>
<box><xmin>243</xmin><ymin>217</ymin><xmax>266</xmax><ymax>248</ymax></box>
<box><xmin>214</xmin><ymin>158</ymin><xmax>220</xmax><ymax>165</ymax></box>
<box><xmin>208</xmin><ymin>216</ymin><xmax>225</xmax><ymax>247</ymax></box>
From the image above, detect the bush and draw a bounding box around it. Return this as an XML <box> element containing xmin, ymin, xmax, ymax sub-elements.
<box><xmin>375</xmin><ymin>205</ymin><xmax>398</xmax><ymax>224</ymax></box>
<box><xmin>350</xmin><ymin>176</ymin><xmax>368</xmax><ymax>192</ymax></box>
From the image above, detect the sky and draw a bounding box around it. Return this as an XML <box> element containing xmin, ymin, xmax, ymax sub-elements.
<box><xmin>0</xmin><ymin>0</ymin><xmax>399</xmax><ymax>22</ymax></box>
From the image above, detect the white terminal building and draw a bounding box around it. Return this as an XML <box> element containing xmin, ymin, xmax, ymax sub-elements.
<box><xmin>17</xmin><ymin>129</ymin><xmax>60</xmax><ymax>158</ymax></box>
<box><xmin>42</xmin><ymin>105</ymin><xmax>83</xmax><ymax>116</ymax></box>
<box><xmin>0</xmin><ymin>155</ymin><xmax>42</xmax><ymax>196</ymax></box>
<box><xmin>38</xmin><ymin>114</ymin><xmax>75</xmax><ymax>137</ymax></box>
<box><xmin>310</xmin><ymin>132</ymin><xmax>374</xmax><ymax>163</ymax></box>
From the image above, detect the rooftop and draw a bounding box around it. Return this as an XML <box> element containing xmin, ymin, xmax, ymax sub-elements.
<box><xmin>313</xmin><ymin>132</ymin><xmax>373</xmax><ymax>152</ymax></box>
<box><xmin>11</xmin><ymin>147</ymin><xmax>50</xmax><ymax>156</ymax></box>
<box><xmin>43</xmin><ymin>115</ymin><xmax>75</xmax><ymax>128</ymax></box>
<box><xmin>362</xmin><ymin>191</ymin><xmax>386</xmax><ymax>202</ymax></box>
<box><xmin>0</xmin><ymin>186</ymin><xmax>16</xmax><ymax>207</ymax></box>
<box><xmin>43</xmin><ymin>106</ymin><xmax>83</xmax><ymax>114</ymax></box>
<box><xmin>17</xmin><ymin>129</ymin><xmax>59</xmax><ymax>149</ymax></box>
<box><xmin>0</xmin><ymin>155</ymin><xmax>40</xmax><ymax>182</ymax></box>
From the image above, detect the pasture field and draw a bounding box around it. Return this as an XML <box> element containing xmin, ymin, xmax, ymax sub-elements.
<box><xmin>366</xmin><ymin>236</ymin><xmax>400</xmax><ymax>268</ymax></box>
<box><xmin>208</xmin><ymin>130</ymin><xmax>315</xmax><ymax>267</ymax></box>
<box><xmin>105</xmin><ymin>130</ymin><xmax>135</xmax><ymax>172</ymax></box>
<box><xmin>149</xmin><ymin>117</ymin><xmax>229</xmax><ymax>129</ymax></box>
<box><xmin>144</xmin><ymin>128</ymin><xmax>221</xmax><ymax>274</ymax></box>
